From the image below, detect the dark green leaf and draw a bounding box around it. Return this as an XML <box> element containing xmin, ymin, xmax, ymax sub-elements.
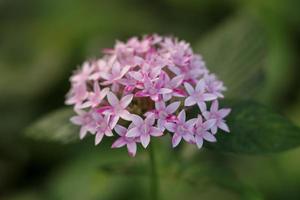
<box><xmin>201</xmin><ymin>100</ymin><xmax>300</xmax><ymax>153</ymax></box>
<box><xmin>25</xmin><ymin>108</ymin><xmax>78</xmax><ymax>144</ymax></box>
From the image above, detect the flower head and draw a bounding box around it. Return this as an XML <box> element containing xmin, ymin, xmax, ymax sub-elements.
<box><xmin>66</xmin><ymin>34</ymin><xmax>231</xmax><ymax>156</ymax></box>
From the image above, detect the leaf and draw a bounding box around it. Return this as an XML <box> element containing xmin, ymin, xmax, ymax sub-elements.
<box><xmin>200</xmin><ymin>100</ymin><xmax>300</xmax><ymax>154</ymax></box>
<box><xmin>25</xmin><ymin>108</ymin><xmax>78</xmax><ymax>144</ymax></box>
<box><xmin>195</xmin><ymin>13</ymin><xmax>268</xmax><ymax>100</ymax></box>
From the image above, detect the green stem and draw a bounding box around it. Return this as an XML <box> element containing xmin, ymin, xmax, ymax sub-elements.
<box><xmin>149</xmin><ymin>142</ymin><xmax>159</xmax><ymax>200</ymax></box>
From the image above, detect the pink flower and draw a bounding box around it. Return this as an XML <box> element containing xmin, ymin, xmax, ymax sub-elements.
<box><xmin>135</xmin><ymin>75</ymin><xmax>172</xmax><ymax>101</ymax></box>
<box><xmin>92</xmin><ymin>113</ymin><xmax>113</xmax><ymax>145</ymax></box>
<box><xmin>203</xmin><ymin>100</ymin><xmax>231</xmax><ymax>134</ymax></box>
<box><xmin>152</xmin><ymin>101</ymin><xmax>180</xmax><ymax>131</ymax></box>
<box><xmin>126</xmin><ymin>114</ymin><xmax>163</xmax><ymax>148</ymax></box>
<box><xmin>65</xmin><ymin>83</ymin><xmax>88</xmax><ymax>108</ymax></box>
<box><xmin>101</xmin><ymin>59</ymin><xmax>131</xmax><ymax>86</ymax></box>
<box><xmin>165</xmin><ymin>110</ymin><xmax>197</xmax><ymax>147</ymax></box>
<box><xmin>71</xmin><ymin>62</ymin><xmax>94</xmax><ymax>84</ymax></box>
<box><xmin>194</xmin><ymin>115</ymin><xmax>216</xmax><ymax>149</ymax></box>
<box><xmin>80</xmin><ymin>81</ymin><xmax>109</xmax><ymax>108</ymax></box>
<box><xmin>162</xmin><ymin>75</ymin><xmax>185</xmax><ymax>101</ymax></box>
<box><xmin>184</xmin><ymin>80</ymin><xmax>217</xmax><ymax>111</ymax></box>
<box><xmin>104</xmin><ymin>92</ymin><xmax>133</xmax><ymax>128</ymax></box>
<box><xmin>89</xmin><ymin>59</ymin><xmax>111</xmax><ymax>80</ymax></box>
<box><xmin>204</xmin><ymin>74</ymin><xmax>226</xmax><ymax>98</ymax></box>
<box><xmin>112</xmin><ymin>125</ymin><xmax>140</xmax><ymax>157</ymax></box>
<box><xmin>70</xmin><ymin>109</ymin><xmax>96</xmax><ymax>139</ymax></box>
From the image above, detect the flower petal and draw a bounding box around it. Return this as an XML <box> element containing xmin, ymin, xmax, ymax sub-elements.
<box><xmin>95</xmin><ymin>132</ymin><xmax>104</xmax><ymax>145</ymax></box>
<box><xmin>172</xmin><ymin>133</ymin><xmax>182</xmax><ymax>147</ymax></box>
<box><xmin>218</xmin><ymin>121</ymin><xmax>230</xmax><ymax>132</ymax></box>
<box><xmin>203</xmin><ymin>132</ymin><xmax>216</xmax><ymax>142</ymax></box>
<box><xmin>165</xmin><ymin>122</ymin><xmax>176</xmax><ymax>132</ymax></box>
<box><xmin>145</xmin><ymin>114</ymin><xmax>155</xmax><ymax>126</ymax></box>
<box><xmin>70</xmin><ymin>116</ymin><xmax>83</xmax><ymax>125</ymax></box>
<box><xmin>219</xmin><ymin>108</ymin><xmax>231</xmax><ymax>118</ymax></box>
<box><xmin>79</xmin><ymin>127</ymin><xmax>88</xmax><ymax>139</ymax></box>
<box><xmin>130</xmin><ymin>114</ymin><xmax>144</xmax><ymax>126</ymax></box>
<box><xmin>111</xmin><ymin>138</ymin><xmax>126</xmax><ymax>148</ymax></box>
<box><xmin>140</xmin><ymin>134</ymin><xmax>150</xmax><ymax>148</ymax></box>
<box><xmin>127</xmin><ymin>142</ymin><xmax>137</xmax><ymax>157</ymax></box>
<box><xmin>211</xmin><ymin>100</ymin><xmax>219</xmax><ymax>112</ymax></box>
<box><xmin>195</xmin><ymin>135</ymin><xmax>203</xmax><ymax>149</ymax></box>
<box><xmin>178</xmin><ymin>110</ymin><xmax>186</xmax><ymax>122</ymax></box>
<box><xmin>126</xmin><ymin>127</ymin><xmax>141</xmax><ymax>137</ymax></box>
<box><xmin>197</xmin><ymin>102</ymin><xmax>207</xmax><ymax>112</ymax></box>
<box><xmin>186</xmin><ymin>118</ymin><xmax>197</xmax><ymax>128</ymax></box>
<box><xmin>185</xmin><ymin>96</ymin><xmax>196</xmax><ymax>106</ymax></box>
<box><xmin>184</xmin><ymin>82</ymin><xmax>194</xmax><ymax>95</ymax></box>
<box><xmin>120</xmin><ymin>110</ymin><xmax>132</xmax><ymax>121</ymax></box>
<box><xmin>203</xmin><ymin>119</ymin><xmax>217</xmax><ymax>130</ymax></box>
<box><xmin>166</xmin><ymin>101</ymin><xmax>180</xmax><ymax>114</ymax></box>
<box><xmin>195</xmin><ymin>79</ymin><xmax>205</xmax><ymax>92</ymax></box>
<box><xmin>105</xmin><ymin>129</ymin><xmax>113</xmax><ymax>137</ymax></box>
<box><xmin>107</xmin><ymin>92</ymin><xmax>119</xmax><ymax>106</ymax></box>
<box><xmin>170</xmin><ymin>75</ymin><xmax>184</xmax><ymax>87</ymax></box>
<box><xmin>183</xmin><ymin>133</ymin><xmax>195</xmax><ymax>143</ymax></box>
<box><xmin>109</xmin><ymin>116</ymin><xmax>119</xmax><ymax>129</ymax></box>
<box><xmin>114</xmin><ymin>125</ymin><xmax>127</xmax><ymax>136</ymax></box>
<box><xmin>150</xmin><ymin>127</ymin><xmax>163</xmax><ymax>137</ymax></box>
<box><xmin>98</xmin><ymin>87</ymin><xmax>110</xmax><ymax>100</ymax></box>
<box><xmin>120</xmin><ymin>94</ymin><xmax>133</xmax><ymax>108</ymax></box>
<box><xmin>159</xmin><ymin>88</ymin><xmax>173</xmax><ymax>94</ymax></box>
<box><xmin>203</xmin><ymin>93</ymin><xmax>218</xmax><ymax>101</ymax></box>
<box><xmin>211</xmin><ymin>126</ymin><xmax>218</xmax><ymax>134</ymax></box>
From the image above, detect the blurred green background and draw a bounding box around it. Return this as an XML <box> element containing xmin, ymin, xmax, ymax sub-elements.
<box><xmin>1</xmin><ymin>0</ymin><xmax>300</xmax><ymax>199</ymax></box>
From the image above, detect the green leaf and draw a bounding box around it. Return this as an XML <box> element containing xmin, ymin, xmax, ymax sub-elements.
<box><xmin>195</xmin><ymin>13</ymin><xmax>268</xmax><ymax>100</ymax></box>
<box><xmin>25</xmin><ymin>108</ymin><xmax>78</xmax><ymax>144</ymax></box>
<box><xmin>201</xmin><ymin>100</ymin><xmax>300</xmax><ymax>153</ymax></box>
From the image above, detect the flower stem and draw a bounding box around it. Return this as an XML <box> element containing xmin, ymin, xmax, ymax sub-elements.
<box><xmin>149</xmin><ymin>142</ymin><xmax>159</xmax><ymax>200</ymax></box>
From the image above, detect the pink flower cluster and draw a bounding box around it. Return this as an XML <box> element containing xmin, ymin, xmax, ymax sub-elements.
<box><xmin>66</xmin><ymin>34</ymin><xmax>231</xmax><ymax>157</ymax></box>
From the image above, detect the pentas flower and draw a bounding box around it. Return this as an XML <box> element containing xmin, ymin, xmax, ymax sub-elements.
<box><xmin>203</xmin><ymin>100</ymin><xmax>231</xmax><ymax>134</ymax></box>
<box><xmin>184</xmin><ymin>80</ymin><xmax>217</xmax><ymax>111</ymax></box>
<box><xmin>165</xmin><ymin>110</ymin><xmax>197</xmax><ymax>147</ymax></box>
<box><xmin>126</xmin><ymin>114</ymin><xmax>163</xmax><ymax>148</ymax></box>
<box><xmin>80</xmin><ymin>82</ymin><xmax>109</xmax><ymax>108</ymax></box>
<box><xmin>150</xmin><ymin>101</ymin><xmax>180</xmax><ymax>131</ymax></box>
<box><xmin>194</xmin><ymin>115</ymin><xmax>217</xmax><ymax>149</ymax></box>
<box><xmin>112</xmin><ymin>125</ymin><xmax>140</xmax><ymax>157</ymax></box>
<box><xmin>103</xmin><ymin>92</ymin><xmax>133</xmax><ymax>128</ymax></box>
<box><xmin>66</xmin><ymin>34</ymin><xmax>231</xmax><ymax>157</ymax></box>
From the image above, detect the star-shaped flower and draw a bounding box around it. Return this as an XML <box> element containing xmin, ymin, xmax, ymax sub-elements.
<box><xmin>70</xmin><ymin>109</ymin><xmax>96</xmax><ymax>139</ymax></box>
<box><xmin>184</xmin><ymin>80</ymin><xmax>217</xmax><ymax>111</ymax></box>
<box><xmin>80</xmin><ymin>82</ymin><xmax>109</xmax><ymax>108</ymax></box>
<box><xmin>135</xmin><ymin>75</ymin><xmax>172</xmax><ymax>101</ymax></box>
<box><xmin>71</xmin><ymin>62</ymin><xmax>94</xmax><ymax>84</ymax></box>
<box><xmin>112</xmin><ymin>125</ymin><xmax>140</xmax><ymax>157</ymax></box>
<box><xmin>65</xmin><ymin>83</ymin><xmax>88</xmax><ymax>108</ymax></box>
<box><xmin>152</xmin><ymin>101</ymin><xmax>180</xmax><ymax>131</ymax></box>
<box><xmin>104</xmin><ymin>92</ymin><xmax>133</xmax><ymax>128</ymax></box>
<box><xmin>162</xmin><ymin>75</ymin><xmax>185</xmax><ymax>101</ymax></box>
<box><xmin>203</xmin><ymin>100</ymin><xmax>231</xmax><ymax>134</ymax></box>
<box><xmin>92</xmin><ymin>113</ymin><xmax>113</xmax><ymax>145</ymax></box>
<box><xmin>165</xmin><ymin>110</ymin><xmax>197</xmax><ymax>147</ymax></box>
<box><xmin>194</xmin><ymin>115</ymin><xmax>216</xmax><ymax>149</ymax></box>
<box><xmin>126</xmin><ymin>114</ymin><xmax>163</xmax><ymax>148</ymax></box>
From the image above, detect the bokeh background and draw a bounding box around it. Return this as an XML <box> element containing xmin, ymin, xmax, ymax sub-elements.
<box><xmin>1</xmin><ymin>0</ymin><xmax>300</xmax><ymax>199</ymax></box>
